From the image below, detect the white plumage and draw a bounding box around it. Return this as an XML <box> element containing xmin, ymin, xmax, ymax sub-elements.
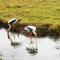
<box><xmin>24</xmin><ymin>25</ymin><xmax>36</xmax><ymax>35</ymax></box>
<box><xmin>24</xmin><ymin>25</ymin><xmax>38</xmax><ymax>50</ymax></box>
<box><xmin>8</xmin><ymin>19</ymin><xmax>17</xmax><ymax>24</ymax></box>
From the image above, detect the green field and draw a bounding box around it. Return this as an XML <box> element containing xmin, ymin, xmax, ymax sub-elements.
<box><xmin>0</xmin><ymin>0</ymin><xmax>60</xmax><ymax>25</ymax></box>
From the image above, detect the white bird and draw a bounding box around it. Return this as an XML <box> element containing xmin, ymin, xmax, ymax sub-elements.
<box><xmin>24</xmin><ymin>25</ymin><xmax>38</xmax><ymax>50</ymax></box>
<box><xmin>7</xmin><ymin>19</ymin><xmax>20</xmax><ymax>44</ymax></box>
<box><xmin>7</xmin><ymin>19</ymin><xmax>20</xmax><ymax>31</ymax></box>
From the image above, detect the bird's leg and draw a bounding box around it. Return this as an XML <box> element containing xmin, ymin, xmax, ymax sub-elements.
<box><xmin>7</xmin><ymin>31</ymin><xmax>13</xmax><ymax>43</ymax></box>
<box><xmin>29</xmin><ymin>32</ymin><xmax>33</xmax><ymax>44</ymax></box>
<box><xmin>35</xmin><ymin>38</ymin><xmax>38</xmax><ymax>50</ymax></box>
<box><xmin>12</xmin><ymin>24</ymin><xmax>15</xmax><ymax>43</ymax></box>
<box><xmin>14</xmin><ymin>33</ymin><xmax>15</xmax><ymax>43</ymax></box>
<box><xmin>18</xmin><ymin>33</ymin><xmax>19</xmax><ymax>38</ymax></box>
<box><xmin>35</xmin><ymin>33</ymin><xmax>38</xmax><ymax>50</ymax></box>
<box><xmin>7</xmin><ymin>31</ymin><xmax>10</xmax><ymax>39</ymax></box>
<box><xmin>30</xmin><ymin>36</ymin><xmax>32</xmax><ymax>44</ymax></box>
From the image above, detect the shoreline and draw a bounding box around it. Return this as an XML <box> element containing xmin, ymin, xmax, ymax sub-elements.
<box><xmin>0</xmin><ymin>20</ymin><xmax>60</xmax><ymax>39</ymax></box>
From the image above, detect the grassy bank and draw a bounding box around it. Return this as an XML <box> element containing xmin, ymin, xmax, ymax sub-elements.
<box><xmin>0</xmin><ymin>0</ymin><xmax>60</xmax><ymax>25</ymax></box>
<box><xmin>0</xmin><ymin>0</ymin><xmax>60</xmax><ymax>39</ymax></box>
<box><xmin>0</xmin><ymin>19</ymin><xmax>60</xmax><ymax>39</ymax></box>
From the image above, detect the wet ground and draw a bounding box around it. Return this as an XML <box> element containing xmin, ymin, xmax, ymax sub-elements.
<box><xmin>0</xmin><ymin>29</ymin><xmax>60</xmax><ymax>60</ymax></box>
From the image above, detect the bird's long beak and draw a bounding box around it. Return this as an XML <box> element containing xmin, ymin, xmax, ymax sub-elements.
<box><xmin>17</xmin><ymin>19</ymin><xmax>21</xmax><ymax>22</ymax></box>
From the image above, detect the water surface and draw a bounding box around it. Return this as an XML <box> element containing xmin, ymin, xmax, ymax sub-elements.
<box><xmin>0</xmin><ymin>29</ymin><xmax>60</xmax><ymax>60</ymax></box>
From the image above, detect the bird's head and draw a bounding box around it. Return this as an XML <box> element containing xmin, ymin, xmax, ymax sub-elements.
<box><xmin>17</xmin><ymin>19</ymin><xmax>21</xmax><ymax>23</ymax></box>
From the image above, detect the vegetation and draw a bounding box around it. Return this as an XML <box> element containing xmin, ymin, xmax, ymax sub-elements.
<box><xmin>0</xmin><ymin>0</ymin><xmax>60</xmax><ymax>25</ymax></box>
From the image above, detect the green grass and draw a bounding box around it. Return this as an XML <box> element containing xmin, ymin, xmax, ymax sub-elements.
<box><xmin>0</xmin><ymin>0</ymin><xmax>60</xmax><ymax>25</ymax></box>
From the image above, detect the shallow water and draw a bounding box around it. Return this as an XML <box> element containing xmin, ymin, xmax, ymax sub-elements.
<box><xmin>0</xmin><ymin>29</ymin><xmax>60</xmax><ymax>60</ymax></box>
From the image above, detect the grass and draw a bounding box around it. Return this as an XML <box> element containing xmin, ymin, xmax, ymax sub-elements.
<box><xmin>0</xmin><ymin>0</ymin><xmax>60</xmax><ymax>25</ymax></box>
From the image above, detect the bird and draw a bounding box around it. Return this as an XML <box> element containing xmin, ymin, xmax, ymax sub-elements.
<box><xmin>7</xmin><ymin>19</ymin><xmax>21</xmax><ymax>44</ymax></box>
<box><xmin>24</xmin><ymin>25</ymin><xmax>38</xmax><ymax>50</ymax></box>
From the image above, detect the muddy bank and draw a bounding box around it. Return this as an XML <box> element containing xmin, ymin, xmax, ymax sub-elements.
<box><xmin>0</xmin><ymin>19</ymin><xmax>60</xmax><ymax>39</ymax></box>
<box><xmin>36</xmin><ymin>24</ymin><xmax>60</xmax><ymax>39</ymax></box>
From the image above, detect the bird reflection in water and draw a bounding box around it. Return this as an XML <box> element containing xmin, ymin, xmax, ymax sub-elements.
<box><xmin>26</xmin><ymin>47</ymin><xmax>38</xmax><ymax>56</ymax></box>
